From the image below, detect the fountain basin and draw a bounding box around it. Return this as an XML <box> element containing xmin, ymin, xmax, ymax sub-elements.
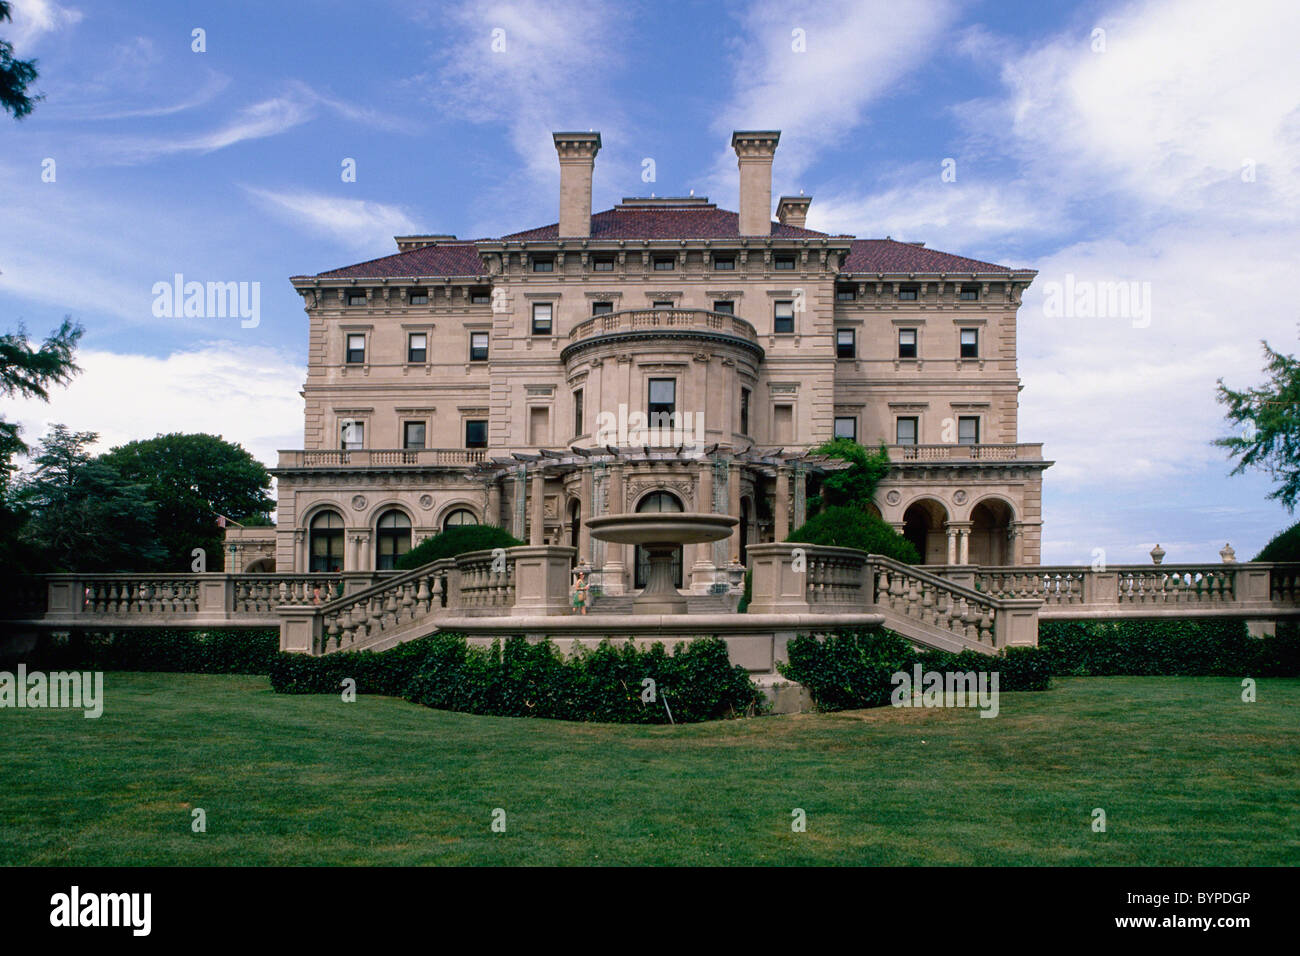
<box><xmin>587</xmin><ymin>513</ymin><xmax>738</xmax><ymax>613</ymax></box>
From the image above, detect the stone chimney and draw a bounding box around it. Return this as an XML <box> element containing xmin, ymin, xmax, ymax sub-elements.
<box><xmin>731</xmin><ymin>130</ymin><xmax>781</xmax><ymax>236</ymax></box>
<box><xmin>776</xmin><ymin>195</ymin><xmax>811</xmax><ymax>229</ymax></box>
<box><xmin>553</xmin><ymin>131</ymin><xmax>602</xmax><ymax>238</ymax></box>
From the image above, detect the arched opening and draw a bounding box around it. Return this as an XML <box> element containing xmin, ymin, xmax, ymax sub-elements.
<box><xmin>864</xmin><ymin>501</ymin><xmax>882</xmax><ymax>521</ymax></box>
<box><xmin>375</xmin><ymin>509</ymin><xmax>412</xmax><ymax>570</ymax></box>
<box><xmin>243</xmin><ymin>557</ymin><xmax>275</xmax><ymax>573</ymax></box>
<box><xmin>634</xmin><ymin>491</ymin><xmax>683</xmax><ymax>589</ymax></box>
<box><xmin>739</xmin><ymin>496</ymin><xmax>751</xmax><ymax>566</ymax></box>
<box><xmin>568</xmin><ymin>498</ymin><xmax>581</xmax><ymax>565</ymax></box>
<box><xmin>968</xmin><ymin>499</ymin><xmax>1014</xmax><ymax>566</ymax></box>
<box><xmin>309</xmin><ymin>510</ymin><xmax>345</xmax><ymax>572</ymax></box>
<box><xmin>442</xmin><ymin>507</ymin><xmax>478</xmax><ymax>531</ymax></box>
<box><xmin>902</xmin><ymin>499</ymin><xmax>949</xmax><ymax>565</ymax></box>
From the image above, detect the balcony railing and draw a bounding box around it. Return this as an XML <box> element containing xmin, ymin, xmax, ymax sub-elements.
<box><xmin>885</xmin><ymin>443</ymin><xmax>1045</xmax><ymax>463</ymax></box>
<box><xmin>567</xmin><ymin>308</ymin><xmax>759</xmax><ymax>346</ymax></box>
<box><xmin>277</xmin><ymin>448</ymin><xmax>486</xmax><ymax>468</ymax></box>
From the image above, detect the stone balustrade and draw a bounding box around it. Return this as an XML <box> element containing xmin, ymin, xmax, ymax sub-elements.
<box><xmin>566</xmin><ymin>308</ymin><xmax>760</xmax><ymax>346</ymax></box>
<box><xmin>277</xmin><ymin>448</ymin><xmax>486</xmax><ymax>469</ymax></box>
<box><xmin>884</xmin><ymin>443</ymin><xmax>1045</xmax><ymax>463</ymax></box>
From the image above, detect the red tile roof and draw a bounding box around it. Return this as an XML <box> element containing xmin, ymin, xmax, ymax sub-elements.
<box><xmin>299</xmin><ymin>208</ymin><xmax>1021</xmax><ymax>279</ymax></box>
<box><xmin>843</xmin><ymin>239</ymin><xmax>1011</xmax><ymax>274</ymax></box>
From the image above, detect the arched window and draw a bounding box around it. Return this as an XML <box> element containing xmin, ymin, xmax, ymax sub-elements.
<box><xmin>442</xmin><ymin>508</ymin><xmax>478</xmax><ymax>531</ymax></box>
<box><xmin>375</xmin><ymin>510</ymin><xmax>412</xmax><ymax>570</ymax></box>
<box><xmin>309</xmin><ymin>511</ymin><xmax>345</xmax><ymax>572</ymax></box>
<box><xmin>635</xmin><ymin>492</ymin><xmax>684</xmax><ymax>587</ymax></box>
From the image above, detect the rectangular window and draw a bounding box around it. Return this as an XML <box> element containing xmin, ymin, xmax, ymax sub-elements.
<box><xmin>531</xmin><ymin>302</ymin><xmax>553</xmax><ymax>335</ymax></box>
<box><xmin>345</xmin><ymin>333</ymin><xmax>366</xmax><ymax>364</ymax></box>
<box><xmin>739</xmin><ymin>387</ymin><xmax>750</xmax><ymax>435</ymax></box>
<box><xmin>774</xmin><ymin>255</ymin><xmax>796</xmax><ymax>270</ymax></box>
<box><xmin>347</xmin><ymin>292</ymin><xmax>366</xmax><ymax>306</ymax></box>
<box><xmin>591</xmin><ymin>301</ymin><xmax>613</xmax><ymax>316</ymax></box>
<box><xmin>409</xmin><ymin>289</ymin><xmax>428</xmax><ymax>305</ymax></box>
<box><xmin>898</xmin><ymin>284</ymin><xmax>919</xmax><ymax>301</ymax></box>
<box><xmin>529</xmin><ymin>407</ymin><xmax>549</xmax><ymax>445</ymax></box>
<box><xmin>898</xmin><ymin>328</ymin><xmax>918</xmax><ymax>359</ymax></box>
<box><xmin>469</xmin><ymin>332</ymin><xmax>489</xmax><ymax>361</ymax></box>
<box><xmin>713</xmin><ymin>300</ymin><xmax>734</xmax><ymax>315</ymax></box>
<box><xmin>470</xmin><ymin>288</ymin><xmax>491</xmax><ymax>304</ymax></box>
<box><xmin>648</xmin><ymin>378</ymin><xmax>676</xmax><ymax>420</ymax></box>
<box><xmin>836</xmin><ymin>329</ymin><xmax>855</xmax><ymax>359</ymax></box>
<box><xmin>573</xmin><ymin>389</ymin><xmax>584</xmax><ymax>436</ymax></box>
<box><xmin>652</xmin><ymin>300</ymin><xmax>674</xmax><ymax>309</ymax></box>
<box><xmin>834</xmin><ymin>416</ymin><xmax>857</xmax><ymax>441</ymax></box>
<box><xmin>531</xmin><ymin>257</ymin><xmax>553</xmax><ymax>272</ymax></box>
<box><xmin>774</xmin><ymin>300</ymin><xmax>794</xmax><ymax>334</ymax></box>
<box><xmin>959</xmin><ymin>285</ymin><xmax>979</xmax><ymax>301</ymax></box>
<box><xmin>403</xmin><ymin>421</ymin><xmax>426</xmax><ymax>449</ymax></box>
<box><xmin>592</xmin><ymin>257</ymin><xmax>615</xmax><ymax>272</ymax></box>
<box><xmin>773</xmin><ymin>405</ymin><xmax>793</xmax><ymax>444</ymax></box>
<box><xmin>960</xmin><ymin>328</ymin><xmax>979</xmax><ymax>358</ymax></box>
<box><xmin>653</xmin><ymin>257</ymin><xmax>675</xmax><ymax>271</ymax></box>
<box><xmin>713</xmin><ymin>255</ymin><xmax>735</xmax><ymax>270</ymax></box>
<box><xmin>465</xmin><ymin>419</ymin><xmax>488</xmax><ymax>448</ymax></box>
<box><xmin>836</xmin><ymin>284</ymin><xmax>856</xmax><ymax>301</ymax></box>
<box><xmin>896</xmin><ymin>417</ymin><xmax>918</xmax><ymax>446</ymax></box>
<box><xmin>958</xmin><ymin>416</ymin><xmax>980</xmax><ymax>445</ymax></box>
<box><xmin>340</xmin><ymin>420</ymin><xmax>364</xmax><ymax>450</ymax></box>
<box><xmin>407</xmin><ymin>332</ymin><xmax>427</xmax><ymax>363</ymax></box>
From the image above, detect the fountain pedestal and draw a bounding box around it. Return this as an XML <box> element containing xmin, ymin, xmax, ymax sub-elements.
<box><xmin>586</xmin><ymin>513</ymin><xmax>739</xmax><ymax>614</ymax></box>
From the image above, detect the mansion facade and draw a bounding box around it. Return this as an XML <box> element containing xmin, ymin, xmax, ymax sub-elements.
<box><xmin>227</xmin><ymin>130</ymin><xmax>1049</xmax><ymax>587</ymax></box>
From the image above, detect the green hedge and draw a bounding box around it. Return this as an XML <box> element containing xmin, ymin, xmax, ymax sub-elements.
<box><xmin>778</xmin><ymin>627</ymin><xmax>1051</xmax><ymax>712</ymax></box>
<box><xmin>18</xmin><ymin>629</ymin><xmax>279</xmax><ymax>674</ymax></box>
<box><xmin>1255</xmin><ymin>520</ymin><xmax>1300</xmax><ymax>562</ymax></box>
<box><xmin>787</xmin><ymin>505</ymin><xmax>920</xmax><ymax>564</ymax></box>
<box><xmin>270</xmin><ymin>633</ymin><xmax>765</xmax><ymax>723</ymax></box>
<box><xmin>394</xmin><ymin>524</ymin><xmax>523</xmax><ymax>570</ymax></box>
<box><xmin>1039</xmin><ymin>619</ymin><xmax>1300</xmax><ymax>676</ymax></box>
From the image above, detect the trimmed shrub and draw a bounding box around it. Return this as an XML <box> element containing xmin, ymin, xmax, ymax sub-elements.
<box><xmin>787</xmin><ymin>505</ymin><xmax>920</xmax><ymax>564</ymax></box>
<box><xmin>779</xmin><ymin>626</ymin><xmax>1051</xmax><ymax>712</ymax></box>
<box><xmin>1254</xmin><ymin>520</ymin><xmax>1300</xmax><ymax>562</ymax></box>
<box><xmin>395</xmin><ymin>524</ymin><xmax>523</xmax><ymax>570</ymax></box>
<box><xmin>737</xmin><ymin>568</ymin><xmax>753</xmax><ymax>614</ymax></box>
<box><xmin>1039</xmin><ymin>619</ymin><xmax>1300</xmax><ymax>677</ymax></box>
<box><xmin>20</xmin><ymin>628</ymin><xmax>278</xmax><ymax>674</ymax></box>
<box><xmin>273</xmin><ymin>633</ymin><xmax>765</xmax><ymax>723</ymax></box>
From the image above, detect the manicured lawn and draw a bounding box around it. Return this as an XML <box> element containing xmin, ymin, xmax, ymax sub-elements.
<box><xmin>2</xmin><ymin>673</ymin><xmax>1297</xmax><ymax>865</ymax></box>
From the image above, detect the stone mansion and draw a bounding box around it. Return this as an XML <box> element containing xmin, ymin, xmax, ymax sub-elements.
<box><xmin>226</xmin><ymin>130</ymin><xmax>1049</xmax><ymax>590</ymax></box>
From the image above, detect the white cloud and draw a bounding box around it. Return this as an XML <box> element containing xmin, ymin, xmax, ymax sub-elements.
<box><xmin>5</xmin><ymin>343</ymin><xmax>304</xmax><ymax>471</ymax></box>
<box><xmin>243</xmin><ymin>187</ymin><xmax>419</xmax><ymax>252</ymax></box>
<box><xmin>6</xmin><ymin>0</ymin><xmax>82</xmax><ymax>51</ymax></box>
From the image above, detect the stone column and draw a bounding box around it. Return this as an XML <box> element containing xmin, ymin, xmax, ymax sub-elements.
<box><xmin>728</xmin><ymin>461</ymin><xmax>742</xmax><ymax>563</ymax></box>
<box><xmin>774</xmin><ymin>466</ymin><xmax>790</xmax><ymax>542</ymax></box>
<box><xmin>959</xmin><ymin>527</ymin><xmax>970</xmax><ymax>565</ymax></box>
<box><xmin>511</xmin><ymin>469</ymin><xmax>527</xmax><ymax>540</ymax></box>
<box><xmin>792</xmin><ymin>464</ymin><xmax>807</xmax><ymax>530</ymax></box>
<box><xmin>293</xmin><ymin>529</ymin><xmax>306</xmax><ymax>573</ymax></box>
<box><xmin>1009</xmin><ymin>522</ymin><xmax>1024</xmax><ymax>566</ymax></box>
<box><xmin>486</xmin><ymin>479</ymin><xmax>502</xmax><ymax>528</ymax></box>
<box><xmin>578</xmin><ymin>465</ymin><xmax>593</xmax><ymax>564</ymax></box>
<box><xmin>946</xmin><ymin>526</ymin><xmax>958</xmax><ymax>565</ymax></box>
<box><xmin>530</xmin><ymin>470</ymin><xmax>545</xmax><ymax>545</ymax></box>
<box><xmin>604</xmin><ymin>462</ymin><xmax>627</xmax><ymax>593</ymax></box>
<box><xmin>691</xmin><ymin>458</ymin><xmax>716</xmax><ymax>592</ymax></box>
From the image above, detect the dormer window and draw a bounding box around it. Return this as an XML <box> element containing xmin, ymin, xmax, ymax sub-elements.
<box><xmin>774</xmin><ymin>254</ymin><xmax>796</xmax><ymax>271</ymax></box>
<box><xmin>409</xmin><ymin>289</ymin><xmax>428</xmax><ymax>305</ymax></box>
<box><xmin>653</xmin><ymin>257</ymin><xmax>675</xmax><ymax>271</ymax></box>
<box><xmin>713</xmin><ymin>255</ymin><xmax>735</xmax><ymax>270</ymax></box>
<box><xmin>531</xmin><ymin>257</ymin><xmax>554</xmax><ymax>273</ymax></box>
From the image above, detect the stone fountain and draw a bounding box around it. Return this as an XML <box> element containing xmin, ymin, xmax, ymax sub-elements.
<box><xmin>586</xmin><ymin>512</ymin><xmax>738</xmax><ymax>613</ymax></box>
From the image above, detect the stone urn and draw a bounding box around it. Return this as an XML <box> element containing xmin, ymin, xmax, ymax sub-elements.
<box><xmin>587</xmin><ymin>512</ymin><xmax>738</xmax><ymax>614</ymax></box>
<box><xmin>1150</xmin><ymin>544</ymin><xmax>1166</xmax><ymax>565</ymax></box>
<box><xmin>1219</xmin><ymin>543</ymin><xmax>1236</xmax><ymax>564</ymax></box>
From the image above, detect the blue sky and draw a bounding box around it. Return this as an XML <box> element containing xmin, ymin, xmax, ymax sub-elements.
<box><xmin>2</xmin><ymin>0</ymin><xmax>1298</xmax><ymax>564</ymax></box>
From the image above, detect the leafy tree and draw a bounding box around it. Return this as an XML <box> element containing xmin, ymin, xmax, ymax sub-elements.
<box><xmin>787</xmin><ymin>505</ymin><xmax>920</xmax><ymax>564</ymax></box>
<box><xmin>395</xmin><ymin>524</ymin><xmax>523</xmax><ymax>570</ymax></box>
<box><xmin>806</xmin><ymin>438</ymin><xmax>891</xmax><ymax>512</ymax></box>
<box><xmin>1215</xmin><ymin>340</ymin><xmax>1300</xmax><ymax>510</ymax></box>
<box><xmin>98</xmin><ymin>433</ymin><xmax>274</xmax><ymax>572</ymax></box>
<box><xmin>15</xmin><ymin>425</ymin><xmax>165</xmax><ymax>571</ymax></box>
<box><xmin>0</xmin><ymin>317</ymin><xmax>83</xmax><ymax>482</ymax></box>
<box><xmin>0</xmin><ymin>1</ymin><xmax>42</xmax><ymax>119</ymax></box>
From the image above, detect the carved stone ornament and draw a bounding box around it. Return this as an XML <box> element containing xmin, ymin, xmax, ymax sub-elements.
<box><xmin>953</xmin><ymin>490</ymin><xmax>968</xmax><ymax>505</ymax></box>
<box><xmin>351</xmin><ymin>495</ymin><xmax>367</xmax><ymax>511</ymax></box>
<box><xmin>885</xmin><ymin>490</ymin><xmax>902</xmax><ymax>506</ymax></box>
<box><xmin>419</xmin><ymin>494</ymin><xmax>434</xmax><ymax>510</ymax></box>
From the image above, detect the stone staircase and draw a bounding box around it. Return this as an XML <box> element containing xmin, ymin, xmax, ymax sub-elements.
<box><xmin>587</xmin><ymin>592</ymin><xmax>738</xmax><ymax>614</ymax></box>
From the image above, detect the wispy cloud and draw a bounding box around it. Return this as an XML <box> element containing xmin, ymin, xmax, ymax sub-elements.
<box><xmin>243</xmin><ymin>187</ymin><xmax>420</xmax><ymax>251</ymax></box>
<box><xmin>6</xmin><ymin>0</ymin><xmax>82</xmax><ymax>51</ymax></box>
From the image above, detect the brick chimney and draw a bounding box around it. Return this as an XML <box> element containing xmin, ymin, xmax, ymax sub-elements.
<box><xmin>731</xmin><ymin>130</ymin><xmax>780</xmax><ymax>236</ymax></box>
<box><xmin>553</xmin><ymin>131</ymin><xmax>602</xmax><ymax>238</ymax></box>
<box><xmin>776</xmin><ymin>195</ymin><xmax>811</xmax><ymax>229</ymax></box>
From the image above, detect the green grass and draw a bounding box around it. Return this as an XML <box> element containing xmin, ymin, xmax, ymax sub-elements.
<box><xmin>3</xmin><ymin>673</ymin><xmax>1297</xmax><ymax>865</ymax></box>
